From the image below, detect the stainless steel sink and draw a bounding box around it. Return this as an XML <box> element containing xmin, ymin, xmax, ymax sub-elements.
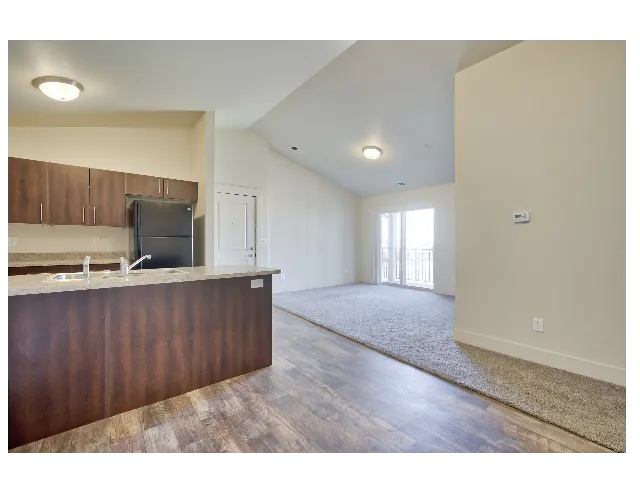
<box><xmin>44</xmin><ymin>268</ymin><xmax>186</xmax><ymax>282</ymax></box>
<box><xmin>138</xmin><ymin>268</ymin><xmax>187</xmax><ymax>275</ymax></box>
<box><xmin>98</xmin><ymin>270</ymin><xmax>146</xmax><ymax>279</ymax></box>
<box><xmin>44</xmin><ymin>270</ymin><xmax>146</xmax><ymax>282</ymax></box>
<box><xmin>45</xmin><ymin>272</ymin><xmax>88</xmax><ymax>282</ymax></box>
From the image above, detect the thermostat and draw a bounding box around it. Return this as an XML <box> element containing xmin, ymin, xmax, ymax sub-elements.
<box><xmin>513</xmin><ymin>211</ymin><xmax>530</xmax><ymax>223</ymax></box>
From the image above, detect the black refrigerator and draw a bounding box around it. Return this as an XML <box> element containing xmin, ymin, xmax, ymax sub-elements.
<box><xmin>129</xmin><ymin>200</ymin><xmax>194</xmax><ymax>269</ymax></box>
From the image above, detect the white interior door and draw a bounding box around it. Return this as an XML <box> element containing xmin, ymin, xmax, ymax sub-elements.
<box><xmin>215</xmin><ymin>192</ymin><xmax>256</xmax><ymax>266</ymax></box>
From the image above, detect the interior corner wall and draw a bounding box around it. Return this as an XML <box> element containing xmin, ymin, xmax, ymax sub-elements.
<box><xmin>214</xmin><ymin>129</ymin><xmax>358</xmax><ymax>294</ymax></box>
<box><xmin>358</xmin><ymin>183</ymin><xmax>455</xmax><ymax>296</ymax></box>
<box><xmin>454</xmin><ymin>41</ymin><xmax>625</xmax><ymax>385</ymax></box>
<box><xmin>191</xmin><ymin>112</ymin><xmax>216</xmax><ymax>267</ymax></box>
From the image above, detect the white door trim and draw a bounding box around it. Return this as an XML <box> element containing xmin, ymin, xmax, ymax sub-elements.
<box><xmin>213</xmin><ymin>183</ymin><xmax>267</xmax><ymax>267</ymax></box>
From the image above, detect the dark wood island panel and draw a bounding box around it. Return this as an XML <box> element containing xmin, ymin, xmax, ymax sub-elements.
<box><xmin>8</xmin><ymin>275</ymin><xmax>273</xmax><ymax>449</ymax></box>
<box><xmin>106</xmin><ymin>276</ymin><xmax>272</xmax><ymax>416</ymax></box>
<box><xmin>8</xmin><ymin>289</ymin><xmax>108</xmax><ymax>449</ymax></box>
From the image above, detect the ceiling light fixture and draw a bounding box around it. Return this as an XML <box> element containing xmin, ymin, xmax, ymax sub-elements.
<box><xmin>31</xmin><ymin>76</ymin><xmax>84</xmax><ymax>102</ymax></box>
<box><xmin>362</xmin><ymin>146</ymin><xmax>383</xmax><ymax>160</ymax></box>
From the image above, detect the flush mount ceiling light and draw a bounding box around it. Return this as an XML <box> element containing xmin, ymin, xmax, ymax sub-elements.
<box><xmin>31</xmin><ymin>76</ymin><xmax>84</xmax><ymax>102</ymax></box>
<box><xmin>362</xmin><ymin>146</ymin><xmax>383</xmax><ymax>160</ymax></box>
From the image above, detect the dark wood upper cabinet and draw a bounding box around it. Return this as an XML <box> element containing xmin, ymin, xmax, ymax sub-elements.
<box><xmin>125</xmin><ymin>173</ymin><xmax>163</xmax><ymax>198</ymax></box>
<box><xmin>8</xmin><ymin>157</ymin><xmax>49</xmax><ymax>225</ymax></box>
<box><xmin>48</xmin><ymin>163</ymin><xmax>90</xmax><ymax>226</ymax></box>
<box><xmin>89</xmin><ymin>169</ymin><xmax>126</xmax><ymax>227</ymax></box>
<box><xmin>163</xmin><ymin>178</ymin><xmax>198</xmax><ymax>202</ymax></box>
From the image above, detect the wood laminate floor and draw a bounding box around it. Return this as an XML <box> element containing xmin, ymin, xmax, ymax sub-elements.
<box><xmin>11</xmin><ymin>307</ymin><xmax>611</xmax><ymax>453</ymax></box>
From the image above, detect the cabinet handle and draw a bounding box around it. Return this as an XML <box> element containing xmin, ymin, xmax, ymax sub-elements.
<box><xmin>94</xmin><ymin>206</ymin><xmax>96</xmax><ymax>224</ymax></box>
<box><xmin>166</xmin><ymin>180</ymin><xmax>169</xmax><ymax>196</ymax></box>
<box><xmin>40</xmin><ymin>203</ymin><xmax>43</xmax><ymax>223</ymax></box>
<box><xmin>158</xmin><ymin>178</ymin><xmax>161</xmax><ymax>194</ymax></box>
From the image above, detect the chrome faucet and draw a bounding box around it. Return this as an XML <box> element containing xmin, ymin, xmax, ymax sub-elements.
<box><xmin>120</xmin><ymin>255</ymin><xmax>151</xmax><ymax>275</ymax></box>
<box><xmin>82</xmin><ymin>255</ymin><xmax>91</xmax><ymax>279</ymax></box>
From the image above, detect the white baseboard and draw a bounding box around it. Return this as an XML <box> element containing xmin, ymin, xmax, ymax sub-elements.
<box><xmin>453</xmin><ymin>328</ymin><xmax>625</xmax><ymax>387</ymax></box>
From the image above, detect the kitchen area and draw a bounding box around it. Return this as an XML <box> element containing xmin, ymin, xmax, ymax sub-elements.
<box><xmin>8</xmin><ymin>151</ymin><xmax>280</xmax><ymax>449</ymax></box>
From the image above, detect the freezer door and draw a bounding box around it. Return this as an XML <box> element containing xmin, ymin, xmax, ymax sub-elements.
<box><xmin>134</xmin><ymin>237</ymin><xmax>193</xmax><ymax>269</ymax></box>
<box><xmin>135</xmin><ymin>200</ymin><xmax>193</xmax><ymax>238</ymax></box>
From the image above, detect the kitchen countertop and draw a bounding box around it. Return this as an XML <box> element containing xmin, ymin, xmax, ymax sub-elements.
<box><xmin>8</xmin><ymin>265</ymin><xmax>281</xmax><ymax>296</ymax></box>
<box><xmin>9</xmin><ymin>252</ymin><xmax>127</xmax><ymax>268</ymax></box>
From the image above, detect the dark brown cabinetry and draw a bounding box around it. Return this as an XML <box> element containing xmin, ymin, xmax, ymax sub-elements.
<box><xmin>9</xmin><ymin>157</ymin><xmax>198</xmax><ymax>226</ymax></box>
<box><xmin>163</xmin><ymin>178</ymin><xmax>198</xmax><ymax>202</ymax></box>
<box><xmin>8</xmin><ymin>157</ymin><xmax>49</xmax><ymax>225</ymax></box>
<box><xmin>89</xmin><ymin>169</ymin><xmax>126</xmax><ymax>227</ymax></box>
<box><xmin>125</xmin><ymin>173</ymin><xmax>163</xmax><ymax>198</ymax></box>
<box><xmin>48</xmin><ymin>163</ymin><xmax>90</xmax><ymax>226</ymax></box>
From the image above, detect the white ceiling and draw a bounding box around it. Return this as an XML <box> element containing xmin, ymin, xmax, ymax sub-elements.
<box><xmin>252</xmin><ymin>40</ymin><xmax>520</xmax><ymax>196</ymax></box>
<box><xmin>8</xmin><ymin>40</ymin><xmax>354</xmax><ymax>128</ymax></box>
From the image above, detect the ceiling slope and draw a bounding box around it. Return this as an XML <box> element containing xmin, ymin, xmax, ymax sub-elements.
<box><xmin>253</xmin><ymin>40</ymin><xmax>520</xmax><ymax>196</ymax></box>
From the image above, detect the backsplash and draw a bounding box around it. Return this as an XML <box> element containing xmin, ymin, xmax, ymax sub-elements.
<box><xmin>8</xmin><ymin>224</ymin><xmax>128</xmax><ymax>253</ymax></box>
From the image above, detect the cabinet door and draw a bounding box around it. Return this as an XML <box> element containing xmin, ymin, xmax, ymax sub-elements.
<box><xmin>48</xmin><ymin>163</ymin><xmax>89</xmax><ymax>225</ymax></box>
<box><xmin>125</xmin><ymin>173</ymin><xmax>163</xmax><ymax>198</ymax></box>
<box><xmin>90</xmin><ymin>169</ymin><xmax>125</xmax><ymax>227</ymax></box>
<box><xmin>163</xmin><ymin>178</ymin><xmax>198</xmax><ymax>202</ymax></box>
<box><xmin>8</xmin><ymin>157</ymin><xmax>48</xmax><ymax>225</ymax></box>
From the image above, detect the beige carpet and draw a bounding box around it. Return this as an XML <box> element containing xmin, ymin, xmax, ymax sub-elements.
<box><xmin>273</xmin><ymin>284</ymin><xmax>625</xmax><ymax>452</ymax></box>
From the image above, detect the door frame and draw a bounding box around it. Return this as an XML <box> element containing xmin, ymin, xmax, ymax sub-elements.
<box><xmin>213</xmin><ymin>184</ymin><xmax>267</xmax><ymax>267</ymax></box>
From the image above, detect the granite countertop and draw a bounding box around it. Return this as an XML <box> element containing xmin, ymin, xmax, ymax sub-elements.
<box><xmin>8</xmin><ymin>265</ymin><xmax>281</xmax><ymax>296</ymax></box>
<box><xmin>9</xmin><ymin>252</ymin><xmax>127</xmax><ymax>268</ymax></box>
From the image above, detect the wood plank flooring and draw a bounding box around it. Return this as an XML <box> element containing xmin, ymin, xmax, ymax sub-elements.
<box><xmin>10</xmin><ymin>307</ymin><xmax>611</xmax><ymax>453</ymax></box>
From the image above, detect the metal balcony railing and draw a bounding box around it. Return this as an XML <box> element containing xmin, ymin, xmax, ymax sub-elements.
<box><xmin>381</xmin><ymin>247</ymin><xmax>433</xmax><ymax>285</ymax></box>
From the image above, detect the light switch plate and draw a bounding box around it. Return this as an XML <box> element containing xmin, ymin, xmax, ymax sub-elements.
<box><xmin>9</xmin><ymin>237</ymin><xmax>18</xmax><ymax>247</ymax></box>
<box><xmin>251</xmin><ymin>279</ymin><xmax>264</xmax><ymax>288</ymax></box>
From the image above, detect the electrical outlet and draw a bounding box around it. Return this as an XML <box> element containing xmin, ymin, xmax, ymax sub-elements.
<box><xmin>533</xmin><ymin>318</ymin><xmax>544</xmax><ymax>333</ymax></box>
<box><xmin>92</xmin><ymin>236</ymin><xmax>100</xmax><ymax>245</ymax></box>
<box><xmin>250</xmin><ymin>279</ymin><xmax>263</xmax><ymax>289</ymax></box>
<box><xmin>9</xmin><ymin>237</ymin><xmax>18</xmax><ymax>247</ymax></box>
<box><xmin>280</xmin><ymin>272</ymin><xmax>285</xmax><ymax>280</ymax></box>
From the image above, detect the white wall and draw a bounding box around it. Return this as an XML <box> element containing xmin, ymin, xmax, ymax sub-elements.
<box><xmin>191</xmin><ymin>113</ymin><xmax>216</xmax><ymax>266</ymax></box>
<box><xmin>625</xmin><ymin>40</ymin><xmax>633</xmax><ymax>455</ymax></box>
<box><xmin>215</xmin><ymin>129</ymin><xmax>358</xmax><ymax>294</ymax></box>
<box><xmin>454</xmin><ymin>41</ymin><xmax>625</xmax><ymax>385</ymax></box>
<box><xmin>358</xmin><ymin>183</ymin><xmax>455</xmax><ymax>296</ymax></box>
<box><xmin>8</xmin><ymin>126</ymin><xmax>194</xmax><ymax>254</ymax></box>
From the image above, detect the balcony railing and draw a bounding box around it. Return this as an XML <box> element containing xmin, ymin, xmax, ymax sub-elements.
<box><xmin>381</xmin><ymin>247</ymin><xmax>433</xmax><ymax>286</ymax></box>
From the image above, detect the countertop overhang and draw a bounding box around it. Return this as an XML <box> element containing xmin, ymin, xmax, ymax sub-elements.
<box><xmin>8</xmin><ymin>265</ymin><xmax>281</xmax><ymax>296</ymax></box>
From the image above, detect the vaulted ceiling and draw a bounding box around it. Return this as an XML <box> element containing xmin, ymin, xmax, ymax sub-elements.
<box><xmin>8</xmin><ymin>40</ymin><xmax>519</xmax><ymax>196</ymax></box>
<box><xmin>252</xmin><ymin>40</ymin><xmax>520</xmax><ymax>196</ymax></box>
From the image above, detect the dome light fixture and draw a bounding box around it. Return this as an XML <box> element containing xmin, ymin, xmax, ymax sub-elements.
<box><xmin>362</xmin><ymin>145</ymin><xmax>383</xmax><ymax>160</ymax></box>
<box><xmin>31</xmin><ymin>76</ymin><xmax>84</xmax><ymax>102</ymax></box>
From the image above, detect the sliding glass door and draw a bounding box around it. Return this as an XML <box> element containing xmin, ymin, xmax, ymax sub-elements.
<box><xmin>380</xmin><ymin>209</ymin><xmax>434</xmax><ymax>289</ymax></box>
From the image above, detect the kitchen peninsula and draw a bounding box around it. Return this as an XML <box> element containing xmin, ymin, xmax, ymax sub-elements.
<box><xmin>8</xmin><ymin>265</ymin><xmax>280</xmax><ymax>449</ymax></box>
